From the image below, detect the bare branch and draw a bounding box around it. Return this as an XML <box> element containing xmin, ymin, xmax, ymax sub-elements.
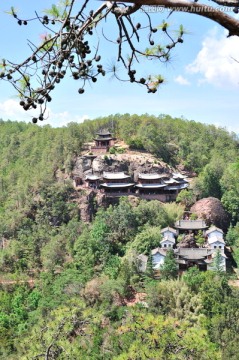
<box><xmin>121</xmin><ymin>0</ymin><xmax>239</xmax><ymax>37</ymax></box>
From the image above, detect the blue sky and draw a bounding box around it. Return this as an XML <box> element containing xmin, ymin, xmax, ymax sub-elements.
<box><xmin>0</xmin><ymin>1</ymin><xmax>239</xmax><ymax>133</ymax></box>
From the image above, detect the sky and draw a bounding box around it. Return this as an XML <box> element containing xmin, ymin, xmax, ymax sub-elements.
<box><xmin>0</xmin><ymin>1</ymin><xmax>239</xmax><ymax>133</ymax></box>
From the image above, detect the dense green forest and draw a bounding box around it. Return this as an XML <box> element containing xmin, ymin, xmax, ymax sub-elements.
<box><xmin>1</xmin><ymin>115</ymin><xmax>239</xmax><ymax>359</ymax></box>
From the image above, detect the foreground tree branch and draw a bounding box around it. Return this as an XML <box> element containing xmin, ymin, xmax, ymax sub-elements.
<box><xmin>122</xmin><ymin>0</ymin><xmax>239</xmax><ymax>36</ymax></box>
<box><xmin>0</xmin><ymin>0</ymin><xmax>238</xmax><ymax>123</ymax></box>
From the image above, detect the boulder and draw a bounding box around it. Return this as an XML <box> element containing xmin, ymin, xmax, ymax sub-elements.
<box><xmin>74</xmin><ymin>157</ymin><xmax>93</xmax><ymax>176</ymax></box>
<box><xmin>190</xmin><ymin>197</ymin><xmax>230</xmax><ymax>232</ymax></box>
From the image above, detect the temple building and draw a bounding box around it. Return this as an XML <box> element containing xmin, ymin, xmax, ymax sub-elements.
<box><xmin>206</xmin><ymin>226</ymin><xmax>225</xmax><ymax>251</ymax></box>
<box><xmin>137</xmin><ymin>221</ymin><xmax>227</xmax><ymax>274</ymax></box>
<box><xmin>135</xmin><ymin>173</ymin><xmax>166</xmax><ymax>199</ymax></box>
<box><xmin>135</xmin><ymin>173</ymin><xmax>189</xmax><ymax>201</ymax></box>
<box><xmin>160</xmin><ymin>226</ymin><xmax>177</xmax><ymax>248</ymax></box>
<box><xmin>163</xmin><ymin>173</ymin><xmax>189</xmax><ymax>201</ymax></box>
<box><xmin>85</xmin><ymin>174</ymin><xmax>101</xmax><ymax>189</ymax></box>
<box><xmin>100</xmin><ymin>171</ymin><xmax>134</xmax><ymax>195</ymax></box>
<box><xmin>174</xmin><ymin>219</ymin><xmax>208</xmax><ymax>234</ymax></box>
<box><xmin>174</xmin><ymin>248</ymin><xmax>213</xmax><ymax>271</ymax></box>
<box><xmin>91</xmin><ymin>130</ymin><xmax>115</xmax><ymax>153</ymax></box>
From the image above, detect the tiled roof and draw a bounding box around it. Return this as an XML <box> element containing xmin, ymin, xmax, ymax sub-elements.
<box><xmin>172</xmin><ymin>173</ymin><xmax>188</xmax><ymax>179</ymax></box>
<box><xmin>135</xmin><ymin>184</ymin><xmax>166</xmax><ymax>189</ymax></box>
<box><xmin>175</xmin><ymin>248</ymin><xmax>212</xmax><ymax>260</ymax></box>
<box><xmin>96</xmin><ymin>130</ymin><xmax>112</xmax><ymax>136</ymax></box>
<box><xmin>164</xmin><ymin>178</ymin><xmax>179</xmax><ymax>184</ymax></box>
<box><xmin>101</xmin><ymin>183</ymin><xmax>134</xmax><ymax>188</ymax></box>
<box><xmin>206</xmin><ymin>226</ymin><xmax>223</xmax><ymax>235</ymax></box>
<box><xmin>174</xmin><ymin>220</ymin><xmax>208</xmax><ymax>230</ymax></box>
<box><xmin>138</xmin><ymin>173</ymin><xmax>162</xmax><ymax>180</ymax></box>
<box><xmin>94</xmin><ymin>137</ymin><xmax>113</xmax><ymax>141</ymax></box>
<box><xmin>85</xmin><ymin>175</ymin><xmax>100</xmax><ymax>180</ymax></box>
<box><xmin>164</xmin><ymin>183</ymin><xmax>189</xmax><ymax>191</ymax></box>
<box><xmin>103</xmin><ymin>172</ymin><xmax>130</xmax><ymax>180</ymax></box>
<box><xmin>161</xmin><ymin>226</ymin><xmax>177</xmax><ymax>234</ymax></box>
<box><xmin>151</xmin><ymin>247</ymin><xmax>167</xmax><ymax>256</ymax></box>
<box><xmin>160</xmin><ymin>236</ymin><xmax>176</xmax><ymax>244</ymax></box>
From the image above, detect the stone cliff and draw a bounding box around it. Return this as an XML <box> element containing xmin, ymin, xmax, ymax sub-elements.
<box><xmin>72</xmin><ymin>152</ymin><xmax>172</xmax><ymax>180</ymax></box>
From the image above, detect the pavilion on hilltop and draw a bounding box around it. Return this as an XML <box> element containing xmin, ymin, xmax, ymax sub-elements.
<box><xmin>91</xmin><ymin>129</ymin><xmax>115</xmax><ymax>153</ymax></box>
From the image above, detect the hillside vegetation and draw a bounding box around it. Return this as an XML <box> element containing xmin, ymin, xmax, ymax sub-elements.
<box><xmin>1</xmin><ymin>115</ymin><xmax>239</xmax><ymax>359</ymax></box>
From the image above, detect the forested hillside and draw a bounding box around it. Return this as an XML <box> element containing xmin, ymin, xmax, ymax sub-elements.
<box><xmin>1</xmin><ymin>115</ymin><xmax>239</xmax><ymax>359</ymax></box>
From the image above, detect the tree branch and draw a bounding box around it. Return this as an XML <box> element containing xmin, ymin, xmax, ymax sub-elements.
<box><xmin>120</xmin><ymin>0</ymin><xmax>239</xmax><ymax>36</ymax></box>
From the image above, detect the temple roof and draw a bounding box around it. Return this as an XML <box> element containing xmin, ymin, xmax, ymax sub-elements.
<box><xmin>158</xmin><ymin>173</ymin><xmax>171</xmax><ymax>179</ymax></box>
<box><xmin>163</xmin><ymin>178</ymin><xmax>179</xmax><ymax>184</ymax></box>
<box><xmin>85</xmin><ymin>175</ymin><xmax>100</xmax><ymax>180</ymax></box>
<box><xmin>151</xmin><ymin>247</ymin><xmax>167</xmax><ymax>256</ymax></box>
<box><xmin>172</xmin><ymin>173</ymin><xmax>188</xmax><ymax>180</ymax></box>
<box><xmin>174</xmin><ymin>219</ymin><xmax>208</xmax><ymax>230</ymax></box>
<box><xmin>96</xmin><ymin>130</ymin><xmax>112</xmax><ymax>136</ymax></box>
<box><xmin>164</xmin><ymin>183</ymin><xmax>189</xmax><ymax>191</ymax></box>
<box><xmin>138</xmin><ymin>173</ymin><xmax>162</xmax><ymax>180</ymax></box>
<box><xmin>100</xmin><ymin>183</ymin><xmax>134</xmax><ymax>188</ymax></box>
<box><xmin>206</xmin><ymin>226</ymin><xmax>224</xmax><ymax>235</ymax></box>
<box><xmin>160</xmin><ymin>236</ymin><xmax>176</xmax><ymax>244</ymax></box>
<box><xmin>161</xmin><ymin>226</ymin><xmax>177</xmax><ymax>234</ymax></box>
<box><xmin>94</xmin><ymin>137</ymin><xmax>113</xmax><ymax>141</ymax></box>
<box><xmin>175</xmin><ymin>248</ymin><xmax>212</xmax><ymax>260</ymax></box>
<box><xmin>135</xmin><ymin>183</ymin><xmax>166</xmax><ymax>189</ymax></box>
<box><xmin>103</xmin><ymin>172</ymin><xmax>130</xmax><ymax>180</ymax></box>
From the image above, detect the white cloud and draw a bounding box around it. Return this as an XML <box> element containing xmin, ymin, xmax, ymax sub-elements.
<box><xmin>0</xmin><ymin>99</ymin><xmax>89</xmax><ymax>127</ymax></box>
<box><xmin>174</xmin><ymin>75</ymin><xmax>190</xmax><ymax>86</ymax></box>
<box><xmin>0</xmin><ymin>98</ymin><xmax>27</xmax><ymax>120</ymax></box>
<box><xmin>186</xmin><ymin>28</ymin><xmax>239</xmax><ymax>88</ymax></box>
<box><xmin>43</xmin><ymin>110</ymin><xmax>89</xmax><ymax>127</ymax></box>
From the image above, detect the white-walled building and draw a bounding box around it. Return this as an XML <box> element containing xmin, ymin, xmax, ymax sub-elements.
<box><xmin>151</xmin><ymin>248</ymin><xmax>167</xmax><ymax>270</ymax></box>
<box><xmin>137</xmin><ymin>222</ymin><xmax>228</xmax><ymax>273</ymax></box>
<box><xmin>160</xmin><ymin>226</ymin><xmax>177</xmax><ymax>238</ymax></box>
<box><xmin>206</xmin><ymin>226</ymin><xmax>224</xmax><ymax>240</ymax></box>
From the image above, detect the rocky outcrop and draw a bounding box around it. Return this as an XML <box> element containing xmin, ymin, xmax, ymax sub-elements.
<box><xmin>178</xmin><ymin>233</ymin><xmax>198</xmax><ymax>248</ymax></box>
<box><xmin>190</xmin><ymin>197</ymin><xmax>230</xmax><ymax>232</ymax></box>
<box><xmin>72</xmin><ymin>189</ymin><xmax>106</xmax><ymax>222</ymax></box>
<box><xmin>73</xmin><ymin>156</ymin><xmax>95</xmax><ymax>178</ymax></box>
<box><xmin>73</xmin><ymin>152</ymin><xmax>171</xmax><ymax>180</ymax></box>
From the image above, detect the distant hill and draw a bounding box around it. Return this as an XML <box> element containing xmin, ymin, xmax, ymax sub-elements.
<box><xmin>1</xmin><ymin>115</ymin><xmax>239</xmax><ymax>359</ymax></box>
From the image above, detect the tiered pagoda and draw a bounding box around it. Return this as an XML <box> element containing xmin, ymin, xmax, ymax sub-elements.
<box><xmin>91</xmin><ymin>130</ymin><xmax>115</xmax><ymax>153</ymax></box>
<box><xmin>100</xmin><ymin>172</ymin><xmax>134</xmax><ymax>195</ymax></box>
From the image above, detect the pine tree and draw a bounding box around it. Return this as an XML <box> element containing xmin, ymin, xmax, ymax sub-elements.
<box><xmin>213</xmin><ymin>249</ymin><xmax>224</xmax><ymax>274</ymax></box>
<box><xmin>160</xmin><ymin>249</ymin><xmax>178</xmax><ymax>280</ymax></box>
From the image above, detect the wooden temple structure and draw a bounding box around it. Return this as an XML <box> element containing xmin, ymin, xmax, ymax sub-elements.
<box><xmin>85</xmin><ymin>174</ymin><xmax>101</xmax><ymax>189</ymax></box>
<box><xmin>138</xmin><ymin>221</ymin><xmax>227</xmax><ymax>274</ymax></box>
<box><xmin>135</xmin><ymin>172</ymin><xmax>188</xmax><ymax>201</ymax></box>
<box><xmin>77</xmin><ymin>170</ymin><xmax>189</xmax><ymax>201</ymax></box>
<box><xmin>100</xmin><ymin>172</ymin><xmax>134</xmax><ymax>194</ymax></box>
<box><xmin>91</xmin><ymin>130</ymin><xmax>115</xmax><ymax>153</ymax></box>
